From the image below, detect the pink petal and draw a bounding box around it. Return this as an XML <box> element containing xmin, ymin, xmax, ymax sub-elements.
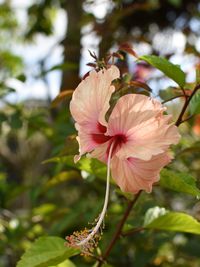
<box><xmin>111</xmin><ymin>153</ymin><xmax>172</xmax><ymax>194</ymax></box>
<box><xmin>106</xmin><ymin>94</ymin><xmax>180</xmax><ymax>160</ymax></box>
<box><xmin>70</xmin><ymin>65</ymin><xmax>120</xmax><ymax>131</ymax></box>
<box><xmin>70</xmin><ymin>66</ymin><xmax>119</xmax><ymax>160</ymax></box>
<box><xmin>90</xmin><ymin>140</ymin><xmax>112</xmax><ymax>163</ymax></box>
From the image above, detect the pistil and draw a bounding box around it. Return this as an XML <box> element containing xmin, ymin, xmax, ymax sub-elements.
<box><xmin>65</xmin><ymin>141</ymin><xmax>115</xmax><ymax>254</ymax></box>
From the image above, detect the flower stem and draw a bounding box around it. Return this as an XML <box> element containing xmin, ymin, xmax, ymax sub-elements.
<box><xmin>97</xmin><ymin>191</ymin><xmax>142</xmax><ymax>267</ymax></box>
<box><xmin>69</xmin><ymin>141</ymin><xmax>115</xmax><ymax>250</ymax></box>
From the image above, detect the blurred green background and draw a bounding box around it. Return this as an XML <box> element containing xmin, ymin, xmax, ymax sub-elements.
<box><xmin>0</xmin><ymin>0</ymin><xmax>200</xmax><ymax>266</ymax></box>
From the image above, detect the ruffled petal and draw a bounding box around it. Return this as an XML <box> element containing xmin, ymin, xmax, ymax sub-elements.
<box><xmin>111</xmin><ymin>153</ymin><xmax>172</xmax><ymax>194</ymax></box>
<box><xmin>70</xmin><ymin>65</ymin><xmax>120</xmax><ymax>132</ymax></box>
<box><xmin>106</xmin><ymin>94</ymin><xmax>180</xmax><ymax>160</ymax></box>
<box><xmin>70</xmin><ymin>66</ymin><xmax>120</xmax><ymax>159</ymax></box>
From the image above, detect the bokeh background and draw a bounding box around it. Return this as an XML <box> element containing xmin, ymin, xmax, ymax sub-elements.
<box><xmin>0</xmin><ymin>0</ymin><xmax>200</xmax><ymax>266</ymax></box>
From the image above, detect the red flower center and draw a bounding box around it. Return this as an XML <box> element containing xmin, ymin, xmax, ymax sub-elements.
<box><xmin>110</xmin><ymin>134</ymin><xmax>127</xmax><ymax>157</ymax></box>
<box><xmin>92</xmin><ymin>123</ymin><xmax>127</xmax><ymax>159</ymax></box>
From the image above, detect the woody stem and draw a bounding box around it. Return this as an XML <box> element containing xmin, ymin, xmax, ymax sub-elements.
<box><xmin>97</xmin><ymin>191</ymin><xmax>142</xmax><ymax>267</ymax></box>
<box><xmin>175</xmin><ymin>83</ymin><xmax>200</xmax><ymax>126</ymax></box>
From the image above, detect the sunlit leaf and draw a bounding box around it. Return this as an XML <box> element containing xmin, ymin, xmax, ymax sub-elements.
<box><xmin>144</xmin><ymin>207</ymin><xmax>168</xmax><ymax>226</ymax></box>
<box><xmin>160</xmin><ymin>169</ymin><xmax>200</xmax><ymax>197</ymax></box>
<box><xmin>144</xmin><ymin>208</ymin><xmax>200</xmax><ymax>235</ymax></box>
<box><xmin>140</xmin><ymin>55</ymin><xmax>186</xmax><ymax>87</ymax></box>
<box><xmin>17</xmin><ymin>236</ymin><xmax>80</xmax><ymax>267</ymax></box>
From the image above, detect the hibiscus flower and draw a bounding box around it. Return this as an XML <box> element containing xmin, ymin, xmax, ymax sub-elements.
<box><xmin>66</xmin><ymin>65</ymin><xmax>180</xmax><ymax>253</ymax></box>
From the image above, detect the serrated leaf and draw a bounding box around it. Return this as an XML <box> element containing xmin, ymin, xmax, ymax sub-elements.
<box><xmin>189</xmin><ymin>91</ymin><xmax>200</xmax><ymax>115</ymax></box>
<box><xmin>17</xmin><ymin>236</ymin><xmax>80</xmax><ymax>267</ymax></box>
<box><xmin>144</xmin><ymin>210</ymin><xmax>200</xmax><ymax>235</ymax></box>
<box><xmin>160</xmin><ymin>169</ymin><xmax>200</xmax><ymax>197</ymax></box>
<box><xmin>140</xmin><ymin>55</ymin><xmax>185</xmax><ymax>87</ymax></box>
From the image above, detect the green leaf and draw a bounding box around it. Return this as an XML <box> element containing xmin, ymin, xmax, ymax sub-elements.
<box><xmin>43</xmin><ymin>156</ymin><xmax>90</xmax><ymax>172</ymax></box>
<box><xmin>160</xmin><ymin>169</ymin><xmax>200</xmax><ymax>197</ymax></box>
<box><xmin>189</xmin><ymin>91</ymin><xmax>200</xmax><ymax>115</ymax></box>
<box><xmin>144</xmin><ymin>207</ymin><xmax>168</xmax><ymax>226</ymax></box>
<box><xmin>17</xmin><ymin>236</ymin><xmax>80</xmax><ymax>267</ymax></box>
<box><xmin>43</xmin><ymin>155</ymin><xmax>107</xmax><ymax>180</ymax></box>
<box><xmin>139</xmin><ymin>55</ymin><xmax>186</xmax><ymax>87</ymax></box>
<box><xmin>144</xmin><ymin>209</ymin><xmax>200</xmax><ymax>235</ymax></box>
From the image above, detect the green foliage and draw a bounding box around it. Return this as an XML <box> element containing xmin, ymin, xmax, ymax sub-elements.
<box><xmin>17</xmin><ymin>237</ymin><xmax>80</xmax><ymax>267</ymax></box>
<box><xmin>0</xmin><ymin>51</ymin><xmax>23</xmax><ymax>78</ymax></box>
<box><xmin>140</xmin><ymin>55</ymin><xmax>186</xmax><ymax>87</ymax></box>
<box><xmin>160</xmin><ymin>169</ymin><xmax>200</xmax><ymax>197</ymax></box>
<box><xmin>144</xmin><ymin>207</ymin><xmax>200</xmax><ymax>235</ymax></box>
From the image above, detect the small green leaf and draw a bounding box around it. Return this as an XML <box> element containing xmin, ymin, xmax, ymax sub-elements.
<box><xmin>140</xmin><ymin>55</ymin><xmax>186</xmax><ymax>87</ymax></box>
<box><xmin>17</xmin><ymin>236</ymin><xmax>80</xmax><ymax>267</ymax></box>
<box><xmin>144</xmin><ymin>209</ymin><xmax>200</xmax><ymax>235</ymax></box>
<box><xmin>189</xmin><ymin>91</ymin><xmax>200</xmax><ymax>115</ymax></box>
<box><xmin>160</xmin><ymin>169</ymin><xmax>200</xmax><ymax>197</ymax></box>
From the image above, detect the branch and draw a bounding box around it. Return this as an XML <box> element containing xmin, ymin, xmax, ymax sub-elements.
<box><xmin>161</xmin><ymin>94</ymin><xmax>186</xmax><ymax>104</ymax></box>
<box><xmin>97</xmin><ymin>191</ymin><xmax>142</xmax><ymax>267</ymax></box>
<box><xmin>175</xmin><ymin>83</ymin><xmax>200</xmax><ymax>126</ymax></box>
<box><xmin>121</xmin><ymin>226</ymin><xmax>145</xmax><ymax>237</ymax></box>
